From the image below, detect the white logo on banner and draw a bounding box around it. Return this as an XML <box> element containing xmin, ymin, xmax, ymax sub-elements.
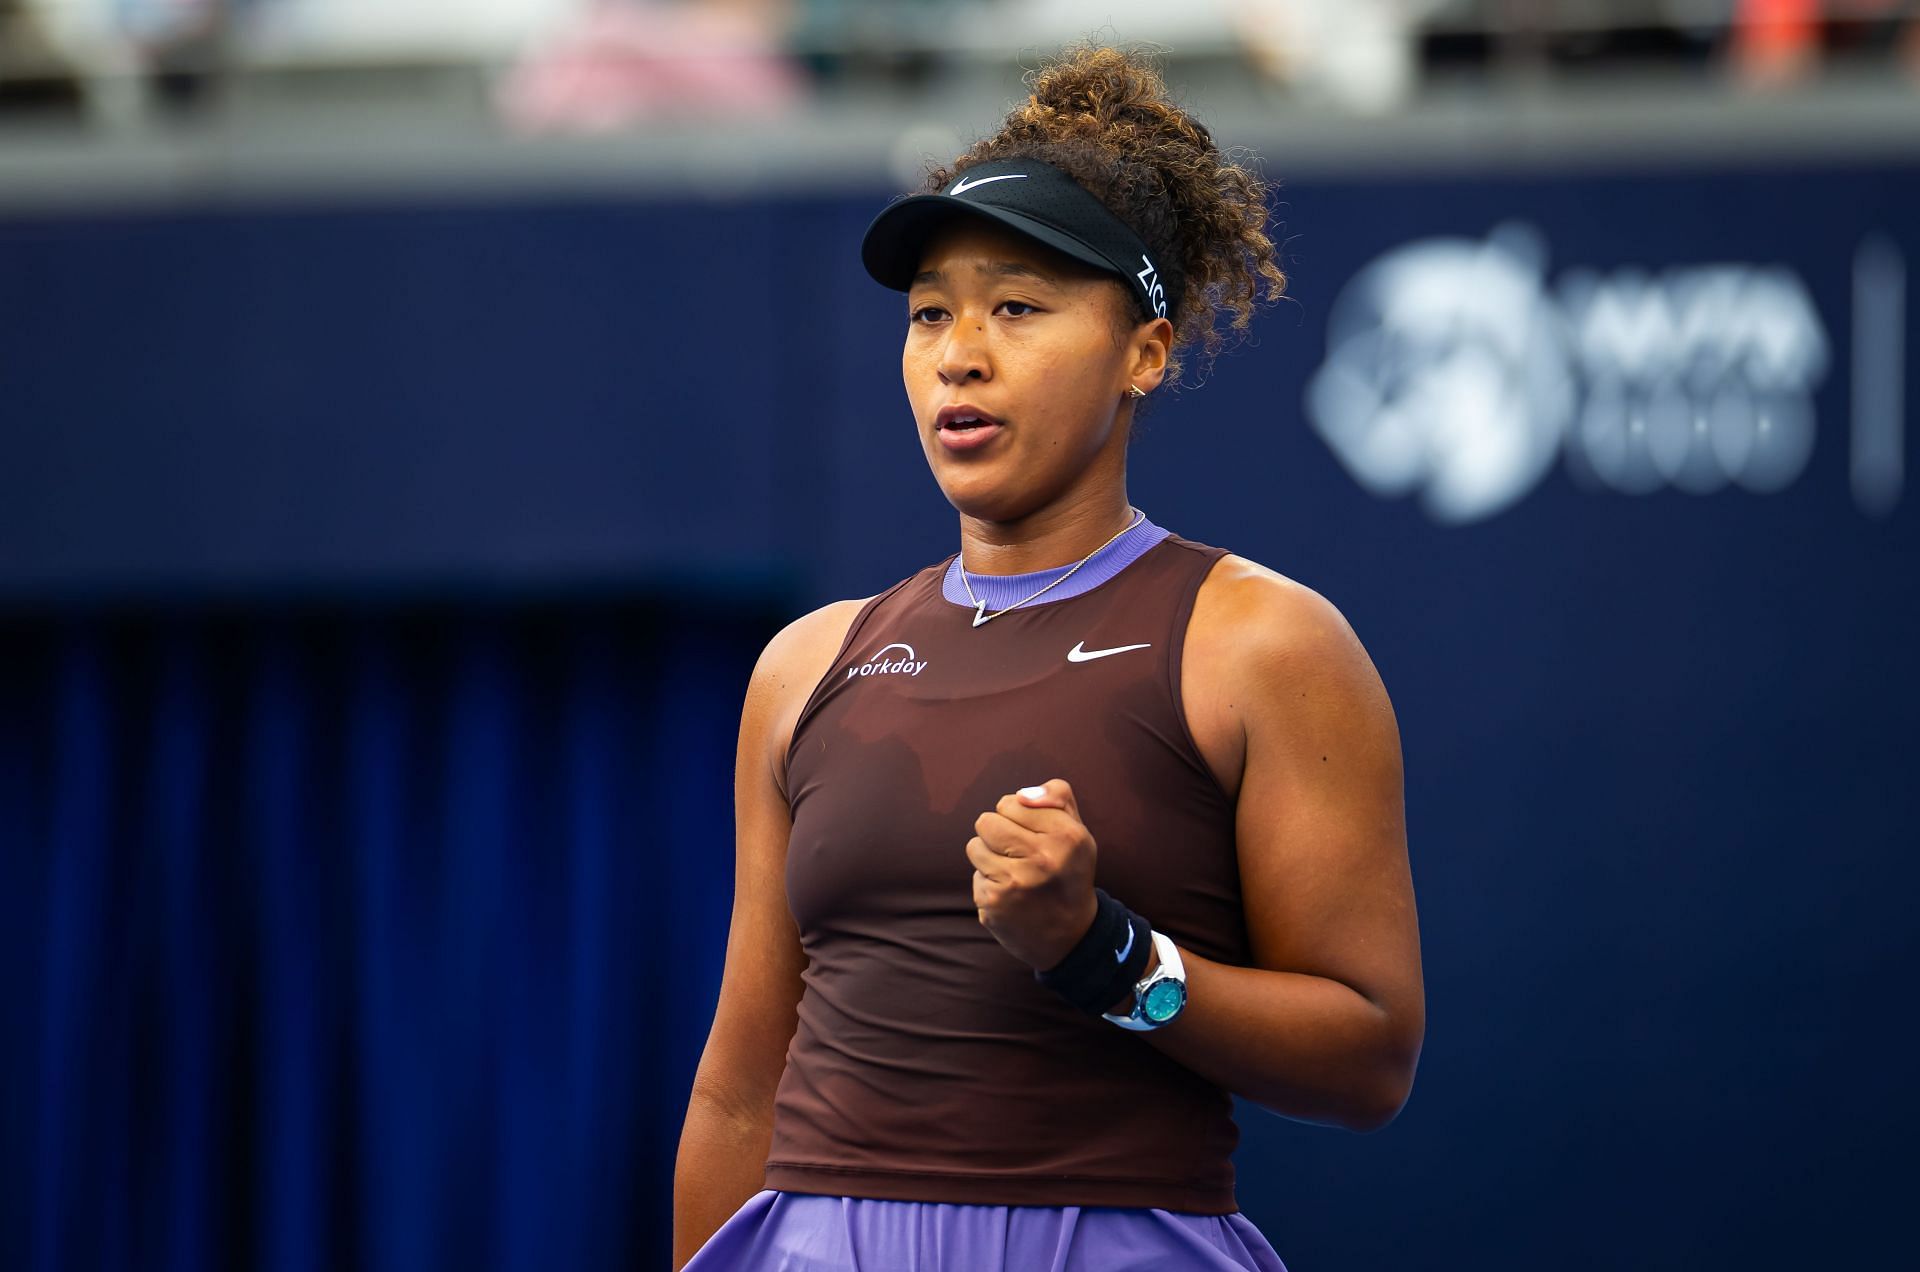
<box><xmin>1306</xmin><ymin>223</ymin><xmax>1836</xmax><ymax>524</ymax></box>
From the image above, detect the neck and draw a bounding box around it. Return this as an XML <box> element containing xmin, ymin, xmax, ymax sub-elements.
<box><xmin>957</xmin><ymin>484</ymin><xmax>1136</xmax><ymax>576</ymax></box>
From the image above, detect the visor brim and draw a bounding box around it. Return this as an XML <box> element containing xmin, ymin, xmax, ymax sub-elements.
<box><xmin>861</xmin><ymin>195</ymin><xmax>1126</xmax><ymax>293</ymax></box>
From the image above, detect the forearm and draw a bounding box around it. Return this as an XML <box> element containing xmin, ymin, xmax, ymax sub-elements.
<box><xmin>1142</xmin><ymin>948</ymin><xmax>1421</xmax><ymax>1131</ymax></box>
<box><xmin>672</xmin><ymin>1090</ymin><xmax>774</xmax><ymax>1269</ymax></box>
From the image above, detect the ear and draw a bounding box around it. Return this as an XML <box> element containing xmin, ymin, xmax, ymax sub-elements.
<box><xmin>1125</xmin><ymin>316</ymin><xmax>1174</xmax><ymax>395</ymax></box>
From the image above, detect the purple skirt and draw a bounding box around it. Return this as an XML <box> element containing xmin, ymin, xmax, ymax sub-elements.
<box><xmin>684</xmin><ymin>1190</ymin><xmax>1289</xmax><ymax>1271</ymax></box>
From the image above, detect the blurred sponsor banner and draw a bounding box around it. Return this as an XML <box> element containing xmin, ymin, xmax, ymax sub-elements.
<box><xmin>0</xmin><ymin>162</ymin><xmax>1910</xmax><ymax>598</ymax></box>
<box><xmin>1306</xmin><ymin>220</ymin><xmax>1900</xmax><ymax>524</ymax></box>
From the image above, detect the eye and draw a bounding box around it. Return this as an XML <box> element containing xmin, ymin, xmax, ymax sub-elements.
<box><xmin>910</xmin><ymin>304</ymin><xmax>949</xmax><ymax>325</ymax></box>
<box><xmin>998</xmin><ymin>300</ymin><xmax>1038</xmax><ymax>318</ymax></box>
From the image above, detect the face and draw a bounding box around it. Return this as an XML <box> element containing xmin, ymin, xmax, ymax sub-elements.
<box><xmin>902</xmin><ymin>220</ymin><xmax>1169</xmax><ymax>523</ymax></box>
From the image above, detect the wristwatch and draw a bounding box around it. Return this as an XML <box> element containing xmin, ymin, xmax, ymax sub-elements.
<box><xmin>1103</xmin><ymin>930</ymin><xmax>1188</xmax><ymax>1032</ymax></box>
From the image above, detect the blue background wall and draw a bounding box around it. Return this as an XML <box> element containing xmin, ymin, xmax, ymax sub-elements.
<box><xmin>3</xmin><ymin>161</ymin><xmax>1915</xmax><ymax>1269</ymax></box>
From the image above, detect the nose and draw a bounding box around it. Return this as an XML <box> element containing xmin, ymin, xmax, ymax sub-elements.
<box><xmin>937</xmin><ymin>320</ymin><xmax>991</xmax><ymax>385</ymax></box>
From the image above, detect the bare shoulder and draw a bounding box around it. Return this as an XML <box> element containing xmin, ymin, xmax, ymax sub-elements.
<box><xmin>750</xmin><ymin>597</ymin><xmax>872</xmax><ymax>704</ymax></box>
<box><xmin>1191</xmin><ymin>554</ymin><xmax>1378</xmax><ymax>684</ymax></box>
<box><xmin>1183</xmin><ymin>554</ymin><xmax>1394</xmax><ymax>797</ymax></box>
<box><xmin>744</xmin><ymin>597</ymin><xmax>873</xmax><ymax>795</ymax></box>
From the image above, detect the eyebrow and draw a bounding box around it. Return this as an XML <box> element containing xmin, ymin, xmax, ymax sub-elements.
<box><xmin>911</xmin><ymin>261</ymin><xmax>1059</xmax><ymax>287</ymax></box>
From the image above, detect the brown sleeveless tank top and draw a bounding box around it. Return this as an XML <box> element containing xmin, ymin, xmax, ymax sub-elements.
<box><xmin>765</xmin><ymin>534</ymin><xmax>1247</xmax><ymax>1213</ymax></box>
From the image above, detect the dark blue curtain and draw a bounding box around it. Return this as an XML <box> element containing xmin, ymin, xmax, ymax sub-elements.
<box><xmin>0</xmin><ymin>598</ymin><xmax>778</xmax><ymax>1272</ymax></box>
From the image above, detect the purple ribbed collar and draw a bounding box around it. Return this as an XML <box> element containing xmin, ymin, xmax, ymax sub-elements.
<box><xmin>940</xmin><ymin>514</ymin><xmax>1171</xmax><ymax>613</ymax></box>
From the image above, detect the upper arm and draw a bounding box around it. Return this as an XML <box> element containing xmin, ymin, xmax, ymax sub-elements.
<box><xmin>690</xmin><ymin>597</ymin><xmax>869</xmax><ymax>1121</ymax></box>
<box><xmin>1187</xmin><ymin>559</ymin><xmax>1425</xmax><ymax>1059</ymax></box>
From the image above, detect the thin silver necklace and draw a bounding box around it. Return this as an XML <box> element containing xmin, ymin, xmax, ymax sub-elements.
<box><xmin>958</xmin><ymin>508</ymin><xmax>1145</xmax><ymax>628</ymax></box>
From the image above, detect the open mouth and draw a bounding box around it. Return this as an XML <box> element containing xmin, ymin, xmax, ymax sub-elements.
<box><xmin>935</xmin><ymin>405</ymin><xmax>1005</xmax><ymax>452</ymax></box>
<box><xmin>937</xmin><ymin>404</ymin><xmax>1003</xmax><ymax>432</ymax></box>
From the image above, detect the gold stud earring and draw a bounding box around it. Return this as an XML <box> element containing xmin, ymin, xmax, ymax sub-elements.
<box><xmin>1126</xmin><ymin>385</ymin><xmax>1147</xmax><ymax>399</ymax></box>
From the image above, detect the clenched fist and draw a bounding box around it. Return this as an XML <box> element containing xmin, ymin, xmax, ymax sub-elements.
<box><xmin>967</xmin><ymin>778</ymin><xmax>1100</xmax><ymax>971</ymax></box>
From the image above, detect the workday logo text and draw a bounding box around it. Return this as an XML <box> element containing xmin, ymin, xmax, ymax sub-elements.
<box><xmin>848</xmin><ymin>643</ymin><xmax>927</xmax><ymax>679</ymax></box>
<box><xmin>1306</xmin><ymin>223</ymin><xmax>1849</xmax><ymax>524</ymax></box>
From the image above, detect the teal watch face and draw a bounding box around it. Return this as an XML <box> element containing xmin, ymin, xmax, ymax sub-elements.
<box><xmin>1142</xmin><ymin>978</ymin><xmax>1186</xmax><ymax>1024</ymax></box>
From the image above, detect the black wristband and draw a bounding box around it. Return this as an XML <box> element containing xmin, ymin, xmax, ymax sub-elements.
<box><xmin>1034</xmin><ymin>888</ymin><xmax>1153</xmax><ymax>1016</ymax></box>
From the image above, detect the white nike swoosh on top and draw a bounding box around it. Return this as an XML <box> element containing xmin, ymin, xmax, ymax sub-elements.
<box><xmin>950</xmin><ymin>173</ymin><xmax>1027</xmax><ymax>196</ymax></box>
<box><xmin>1067</xmin><ymin>641</ymin><xmax>1153</xmax><ymax>663</ymax></box>
<box><xmin>1114</xmin><ymin>923</ymin><xmax>1135</xmax><ymax>964</ymax></box>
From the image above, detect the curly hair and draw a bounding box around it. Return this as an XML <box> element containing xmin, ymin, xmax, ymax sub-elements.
<box><xmin>925</xmin><ymin>44</ymin><xmax>1286</xmax><ymax>386</ymax></box>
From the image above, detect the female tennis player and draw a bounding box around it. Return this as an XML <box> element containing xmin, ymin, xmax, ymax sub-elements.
<box><xmin>674</xmin><ymin>45</ymin><xmax>1424</xmax><ymax>1270</ymax></box>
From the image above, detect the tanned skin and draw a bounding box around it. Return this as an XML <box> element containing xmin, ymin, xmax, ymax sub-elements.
<box><xmin>673</xmin><ymin>222</ymin><xmax>1424</xmax><ymax>1267</ymax></box>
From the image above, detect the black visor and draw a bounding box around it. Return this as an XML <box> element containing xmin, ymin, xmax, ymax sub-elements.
<box><xmin>860</xmin><ymin>159</ymin><xmax>1184</xmax><ymax>323</ymax></box>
